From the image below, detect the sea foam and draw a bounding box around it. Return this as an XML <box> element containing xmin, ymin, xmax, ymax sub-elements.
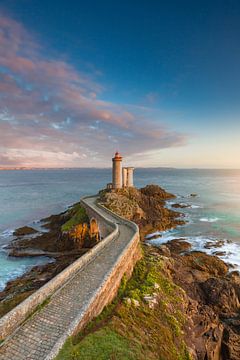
<box><xmin>199</xmin><ymin>217</ymin><xmax>220</xmax><ymax>223</ymax></box>
<box><xmin>147</xmin><ymin>231</ymin><xmax>240</xmax><ymax>272</ymax></box>
<box><xmin>0</xmin><ymin>229</ymin><xmax>14</xmax><ymax>237</ymax></box>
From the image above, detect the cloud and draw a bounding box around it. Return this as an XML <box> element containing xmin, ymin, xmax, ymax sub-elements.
<box><xmin>0</xmin><ymin>14</ymin><xmax>187</xmax><ymax>168</ymax></box>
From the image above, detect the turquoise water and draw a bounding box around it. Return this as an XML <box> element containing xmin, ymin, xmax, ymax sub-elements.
<box><xmin>0</xmin><ymin>168</ymin><xmax>240</xmax><ymax>290</ymax></box>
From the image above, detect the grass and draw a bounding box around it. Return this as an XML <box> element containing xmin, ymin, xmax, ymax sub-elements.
<box><xmin>61</xmin><ymin>204</ymin><xmax>89</xmax><ymax>232</ymax></box>
<box><xmin>54</xmin><ymin>247</ymin><xmax>191</xmax><ymax>360</ymax></box>
<box><xmin>55</xmin><ymin>328</ymin><xmax>142</xmax><ymax>360</ymax></box>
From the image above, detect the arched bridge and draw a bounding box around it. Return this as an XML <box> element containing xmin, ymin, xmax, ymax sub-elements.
<box><xmin>0</xmin><ymin>195</ymin><xmax>140</xmax><ymax>360</ymax></box>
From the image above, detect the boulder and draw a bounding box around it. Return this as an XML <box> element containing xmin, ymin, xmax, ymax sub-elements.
<box><xmin>166</xmin><ymin>239</ymin><xmax>191</xmax><ymax>254</ymax></box>
<box><xmin>172</xmin><ymin>203</ymin><xmax>190</xmax><ymax>208</ymax></box>
<box><xmin>13</xmin><ymin>226</ymin><xmax>38</xmax><ymax>236</ymax></box>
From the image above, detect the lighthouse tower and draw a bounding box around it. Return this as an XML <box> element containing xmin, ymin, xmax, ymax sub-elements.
<box><xmin>122</xmin><ymin>167</ymin><xmax>134</xmax><ymax>187</ymax></box>
<box><xmin>112</xmin><ymin>151</ymin><xmax>122</xmax><ymax>189</ymax></box>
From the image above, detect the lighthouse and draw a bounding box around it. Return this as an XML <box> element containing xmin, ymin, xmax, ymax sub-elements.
<box><xmin>122</xmin><ymin>167</ymin><xmax>134</xmax><ymax>187</ymax></box>
<box><xmin>108</xmin><ymin>152</ymin><xmax>134</xmax><ymax>190</ymax></box>
<box><xmin>112</xmin><ymin>151</ymin><xmax>122</xmax><ymax>189</ymax></box>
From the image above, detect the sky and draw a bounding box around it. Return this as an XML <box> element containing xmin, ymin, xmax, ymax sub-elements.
<box><xmin>0</xmin><ymin>0</ymin><xmax>240</xmax><ymax>168</ymax></box>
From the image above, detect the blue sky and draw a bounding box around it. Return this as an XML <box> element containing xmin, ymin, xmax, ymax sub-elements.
<box><xmin>0</xmin><ymin>0</ymin><xmax>240</xmax><ymax>168</ymax></box>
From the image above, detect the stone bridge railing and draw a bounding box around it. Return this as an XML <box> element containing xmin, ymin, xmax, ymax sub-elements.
<box><xmin>0</xmin><ymin>196</ymin><xmax>120</xmax><ymax>340</ymax></box>
<box><xmin>81</xmin><ymin>195</ymin><xmax>115</xmax><ymax>238</ymax></box>
<box><xmin>0</xmin><ymin>195</ymin><xmax>141</xmax><ymax>346</ymax></box>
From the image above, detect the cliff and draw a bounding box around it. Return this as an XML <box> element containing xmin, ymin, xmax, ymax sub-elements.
<box><xmin>100</xmin><ymin>184</ymin><xmax>185</xmax><ymax>239</ymax></box>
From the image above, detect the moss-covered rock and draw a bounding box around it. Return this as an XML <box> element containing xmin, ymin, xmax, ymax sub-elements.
<box><xmin>61</xmin><ymin>204</ymin><xmax>89</xmax><ymax>232</ymax></box>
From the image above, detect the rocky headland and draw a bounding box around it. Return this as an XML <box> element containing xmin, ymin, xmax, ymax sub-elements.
<box><xmin>1</xmin><ymin>184</ymin><xmax>240</xmax><ymax>359</ymax></box>
<box><xmin>100</xmin><ymin>184</ymin><xmax>185</xmax><ymax>239</ymax></box>
<box><xmin>55</xmin><ymin>185</ymin><xmax>240</xmax><ymax>360</ymax></box>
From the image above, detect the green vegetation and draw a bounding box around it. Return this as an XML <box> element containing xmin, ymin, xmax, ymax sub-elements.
<box><xmin>55</xmin><ymin>329</ymin><xmax>141</xmax><ymax>360</ymax></box>
<box><xmin>61</xmin><ymin>204</ymin><xmax>89</xmax><ymax>232</ymax></box>
<box><xmin>55</xmin><ymin>247</ymin><xmax>191</xmax><ymax>360</ymax></box>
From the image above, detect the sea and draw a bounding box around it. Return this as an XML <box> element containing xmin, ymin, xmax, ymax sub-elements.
<box><xmin>0</xmin><ymin>168</ymin><xmax>240</xmax><ymax>291</ymax></box>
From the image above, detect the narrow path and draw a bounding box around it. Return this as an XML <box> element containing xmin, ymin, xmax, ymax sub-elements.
<box><xmin>0</xmin><ymin>197</ymin><xmax>136</xmax><ymax>360</ymax></box>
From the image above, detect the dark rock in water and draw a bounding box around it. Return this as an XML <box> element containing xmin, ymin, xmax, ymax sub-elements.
<box><xmin>213</xmin><ymin>251</ymin><xmax>226</xmax><ymax>256</ymax></box>
<box><xmin>204</xmin><ymin>240</ymin><xmax>225</xmax><ymax>249</ymax></box>
<box><xmin>171</xmin><ymin>203</ymin><xmax>190</xmax><ymax>208</ymax></box>
<box><xmin>165</xmin><ymin>239</ymin><xmax>191</xmax><ymax>254</ymax></box>
<box><xmin>13</xmin><ymin>226</ymin><xmax>38</xmax><ymax>236</ymax></box>
<box><xmin>227</xmin><ymin>263</ymin><xmax>236</xmax><ymax>269</ymax></box>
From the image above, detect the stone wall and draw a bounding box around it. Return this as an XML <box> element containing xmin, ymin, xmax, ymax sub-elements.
<box><xmin>73</xmin><ymin>231</ymin><xmax>141</xmax><ymax>334</ymax></box>
<box><xmin>46</xmin><ymin>205</ymin><xmax>141</xmax><ymax>359</ymax></box>
<box><xmin>0</xmin><ymin>195</ymin><xmax>141</xmax><ymax>350</ymax></box>
<box><xmin>0</xmin><ymin>198</ymin><xmax>118</xmax><ymax>340</ymax></box>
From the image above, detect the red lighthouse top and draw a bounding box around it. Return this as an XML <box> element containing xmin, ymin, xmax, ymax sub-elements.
<box><xmin>113</xmin><ymin>151</ymin><xmax>122</xmax><ymax>160</ymax></box>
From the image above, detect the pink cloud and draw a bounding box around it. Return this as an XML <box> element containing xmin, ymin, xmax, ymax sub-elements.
<box><xmin>0</xmin><ymin>13</ymin><xmax>187</xmax><ymax>168</ymax></box>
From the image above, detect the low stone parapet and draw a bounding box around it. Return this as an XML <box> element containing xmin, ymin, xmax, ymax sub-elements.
<box><xmin>0</xmin><ymin>195</ymin><xmax>141</xmax><ymax>360</ymax></box>
<box><xmin>0</xmin><ymin>196</ymin><xmax>118</xmax><ymax>340</ymax></box>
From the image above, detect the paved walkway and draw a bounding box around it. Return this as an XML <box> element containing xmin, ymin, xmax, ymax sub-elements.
<box><xmin>0</xmin><ymin>197</ymin><xmax>136</xmax><ymax>360</ymax></box>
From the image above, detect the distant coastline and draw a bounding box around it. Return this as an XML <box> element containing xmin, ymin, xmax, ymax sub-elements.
<box><xmin>0</xmin><ymin>167</ymin><xmax>109</xmax><ymax>171</ymax></box>
<box><xmin>1</xmin><ymin>167</ymin><xmax>240</xmax><ymax>171</ymax></box>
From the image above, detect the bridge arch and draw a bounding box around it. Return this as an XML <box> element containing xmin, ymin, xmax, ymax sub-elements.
<box><xmin>90</xmin><ymin>217</ymin><xmax>100</xmax><ymax>242</ymax></box>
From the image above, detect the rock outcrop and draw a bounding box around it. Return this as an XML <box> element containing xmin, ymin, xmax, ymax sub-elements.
<box><xmin>13</xmin><ymin>226</ymin><xmax>38</xmax><ymax>236</ymax></box>
<box><xmin>101</xmin><ymin>184</ymin><xmax>185</xmax><ymax>239</ymax></box>
<box><xmin>1</xmin><ymin>202</ymin><xmax>95</xmax><ymax>317</ymax></box>
<box><xmin>157</xmin><ymin>242</ymin><xmax>240</xmax><ymax>359</ymax></box>
<box><xmin>100</xmin><ymin>185</ymin><xmax>240</xmax><ymax>359</ymax></box>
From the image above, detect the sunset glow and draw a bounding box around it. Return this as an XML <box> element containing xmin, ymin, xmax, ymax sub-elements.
<box><xmin>0</xmin><ymin>1</ymin><xmax>240</xmax><ymax>168</ymax></box>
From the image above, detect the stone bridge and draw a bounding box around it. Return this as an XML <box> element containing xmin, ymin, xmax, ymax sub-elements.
<box><xmin>0</xmin><ymin>195</ymin><xmax>141</xmax><ymax>360</ymax></box>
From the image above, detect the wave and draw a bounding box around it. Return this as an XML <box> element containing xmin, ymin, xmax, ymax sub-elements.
<box><xmin>147</xmin><ymin>231</ymin><xmax>240</xmax><ymax>272</ymax></box>
<box><xmin>190</xmin><ymin>204</ymin><xmax>202</xmax><ymax>209</ymax></box>
<box><xmin>0</xmin><ymin>229</ymin><xmax>14</xmax><ymax>237</ymax></box>
<box><xmin>146</xmin><ymin>231</ymin><xmax>179</xmax><ymax>244</ymax></box>
<box><xmin>199</xmin><ymin>217</ymin><xmax>220</xmax><ymax>223</ymax></box>
<box><xmin>145</xmin><ymin>231</ymin><xmax>162</xmax><ymax>239</ymax></box>
<box><xmin>187</xmin><ymin>236</ymin><xmax>240</xmax><ymax>271</ymax></box>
